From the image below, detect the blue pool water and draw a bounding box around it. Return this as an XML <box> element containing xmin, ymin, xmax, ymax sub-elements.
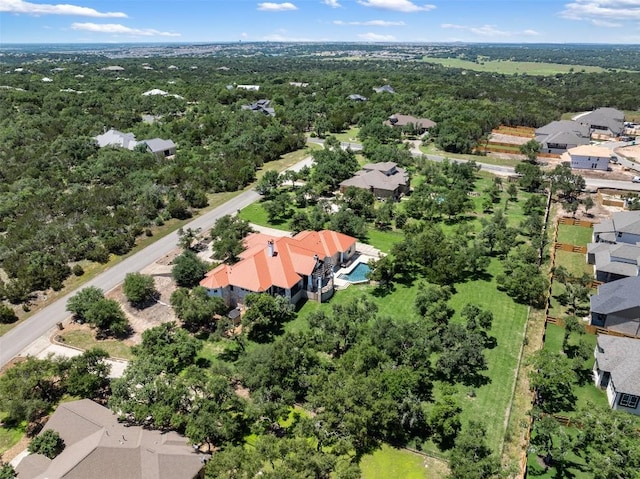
<box><xmin>339</xmin><ymin>262</ymin><xmax>371</xmax><ymax>282</ymax></box>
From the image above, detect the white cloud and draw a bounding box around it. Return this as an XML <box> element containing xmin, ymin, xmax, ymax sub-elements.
<box><xmin>357</xmin><ymin>0</ymin><xmax>435</xmax><ymax>13</ymax></box>
<box><xmin>441</xmin><ymin>23</ymin><xmax>538</xmax><ymax>37</ymax></box>
<box><xmin>591</xmin><ymin>18</ymin><xmax>622</xmax><ymax>26</ymax></box>
<box><xmin>323</xmin><ymin>0</ymin><xmax>341</xmax><ymax>7</ymax></box>
<box><xmin>71</xmin><ymin>22</ymin><xmax>180</xmax><ymax>37</ymax></box>
<box><xmin>334</xmin><ymin>19</ymin><xmax>405</xmax><ymax>26</ymax></box>
<box><xmin>0</xmin><ymin>0</ymin><xmax>126</xmax><ymax>17</ymax></box>
<box><xmin>257</xmin><ymin>2</ymin><xmax>298</xmax><ymax>11</ymax></box>
<box><xmin>358</xmin><ymin>32</ymin><xmax>396</xmax><ymax>41</ymax></box>
<box><xmin>561</xmin><ymin>0</ymin><xmax>640</xmax><ymax>21</ymax></box>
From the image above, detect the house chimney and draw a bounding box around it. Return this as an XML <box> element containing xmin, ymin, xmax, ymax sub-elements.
<box><xmin>267</xmin><ymin>240</ymin><xmax>275</xmax><ymax>257</ymax></box>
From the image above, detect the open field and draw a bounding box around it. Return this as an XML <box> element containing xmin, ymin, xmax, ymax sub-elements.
<box><xmin>361</xmin><ymin>445</ymin><xmax>448</xmax><ymax>479</ymax></box>
<box><xmin>419</xmin><ymin>142</ymin><xmax>523</xmax><ymax>168</ymax></box>
<box><xmin>56</xmin><ymin>329</ymin><xmax>134</xmax><ymax>360</ymax></box>
<box><xmin>556</xmin><ymin>224</ymin><xmax>593</xmax><ymax>247</ymax></box>
<box><xmin>422</xmin><ymin>57</ymin><xmax>607</xmax><ymax>75</ymax></box>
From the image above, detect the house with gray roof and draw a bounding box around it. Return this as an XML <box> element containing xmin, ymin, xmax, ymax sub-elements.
<box><xmin>15</xmin><ymin>399</ymin><xmax>207</xmax><ymax>479</ymax></box>
<box><xmin>590</xmin><ymin>276</ymin><xmax>640</xmax><ymax>336</ymax></box>
<box><xmin>587</xmin><ymin>211</ymin><xmax>640</xmax><ymax>282</ymax></box>
<box><xmin>373</xmin><ymin>84</ymin><xmax>395</xmax><ymax>94</ymax></box>
<box><xmin>587</xmin><ymin>242</ymin><xmax>640</xmax><ymax>283</ymax></box>
<box><xmin>94</xmin><ymin>129</ymin><xmax>176</xmax><ymax>159</ymax></box>
<box><xmin>534</xmin><ymin>120</ymin><xmax>590</xmax><ymax>154</ymax></box>
<box><xmin>95</xmin><ymin>129</ymin><xmax>138</xmax><ymax>150</ymax></box>
<box><xmin>592</xmin><ymin>211</ymin><xmax>640</xmax><ymax>245</ymax></box>
<box><xmin>348</xmin><ymin>94</ymin><xmax>367</xmax><ymax>101</ymax></box>
<box><xmin>384</xmin><ymin>114</ymin><xmax>436</xmax><ymax>135</ymax></box>
<box><xmin>241</xmin><ymin>99</ymin><xmax>275</xmax><ymax>116</ymax></box>
<box><xmin>575</xmin><ymin>107</ymin><xmax>625</xmax><ymax>137</ymax></box>
<box><xmin>593</xmin><ymin>335</ymin><xmax>640</xmax><ymax>415</ymax></box>
<box><xmin>141</xmin><ymin>138</ymin><xmax>177</xmax><ymax>159</ymax></box>
<box><xmin>339</xmin><ymin>162</ymin><xmax>409</xmax><ymax>200</ymax></box>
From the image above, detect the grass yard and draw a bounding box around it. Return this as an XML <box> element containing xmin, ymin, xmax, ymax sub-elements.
<box><xmin>556</xmin><ymin>224</ymin><xmax>593</xmax><ymax>247</ymax></box>
<box><xmin>296</xmin><ymin>257</ymin><xmax>528</xmax><ymax>454</ymax></box>
<box><xmin>421</xmin><ymin>57</ymin><xmax>607</xmax><ymax>75</ymax></box>
<box><xmin>554</xmin><ymin>250</ymin><xmax>593</xmax><ymax>278</ymax></box>
<box><xmin>419</xmin><ymin>142</ymin><xmax>523</xmax><ymax>168</ymax></box>
<box><xmin>0</xmin><ymin>414</ymin><xmax>25</xmax><ymax>456</ymax></box>
<box><xmin>360</xmin><ymin>445</ymin><xmax>446</xmax><ymax>479</ymax></box>
<box><xmin>330</xmin><ymin>127</ymin><xmax>361</xmax><ymax>143</ymax></box>
<box><xmin>57</xmin><ymin>329</ymin><xmax>134</xmax><ymax>360</ymax></box>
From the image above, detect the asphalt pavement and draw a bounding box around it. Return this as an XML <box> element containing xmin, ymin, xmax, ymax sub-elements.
<box><xmin>3</xmin><ymin>143</ymin><xmax>640</xmax><ymax>367</ymax></box>
<box><xmin>0</xmin><ymin>188</ymin><xmax>261</xmax><ymax>368</ymax></box>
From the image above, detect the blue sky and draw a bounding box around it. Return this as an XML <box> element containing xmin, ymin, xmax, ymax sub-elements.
<box><xmin>2</xmin><ymin>0</ymin><xmax>640</xmax><ymax>44</ymax></box>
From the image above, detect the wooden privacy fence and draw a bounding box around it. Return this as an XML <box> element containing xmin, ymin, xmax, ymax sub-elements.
<box><xmin>545</xmin><ymin>316</ymin><xmax>640</xmax><ymax>340</ymax></box>
<box><xmin>554</xmin><ymin>243</ymin><xmax>587</xmax><ymax>254</ymax></box>
<box><xmin>558</xmin><ymin>217</ymin><xmax>594</xmax><ymax>227</ymax></box>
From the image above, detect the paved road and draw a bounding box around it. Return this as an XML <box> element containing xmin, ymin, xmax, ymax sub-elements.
<box><xmin>3</xmin><ymin>143</ymin><xmax>640</xmax><ymax>367</ymax></box>
<box><xmin>0</xmin><ymin>188</ymin><xmax>261</xmax><ymax>368</ymax></box>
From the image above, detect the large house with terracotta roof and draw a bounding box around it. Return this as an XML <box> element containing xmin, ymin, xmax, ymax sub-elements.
<box><xmin>200</xmin><ymin>230</ymin><xmax>357</xmax><ymax>306</ymax></box>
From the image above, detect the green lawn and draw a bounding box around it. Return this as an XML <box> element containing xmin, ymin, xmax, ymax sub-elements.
<box><xmin>554</xmin><ymin>250</ymin><xmax>592</xmax><ymax>278</ymax></box>
<box><xmin>556</xmin><ymin>224</ymin><xmax>593</xmax><ymax>247</ymax></box>
<box><xmin>296</xmin><ymin>257</ymin><xmax>528</xmax><ymax>453</ymax></box>
<box><xmin>330</xmin><ymin>127</ymin><xmax>360</xmax><ymax>143</ymax></box>
<box><xmin>0</xmin><ymin>414</ymin><xmax>25</xmax><ymax>456</ymax></box>
<box><xmin>56</xmin><ymin>329</ymin><xmax>134</xmax><ymax>360</ymax></box>
<box><xmin>421</xmin><ymin>57</ymin><xmax>608</xmax><ymax>75</ymax></box>
<box><xmin>361</xmin><ymin>445</ymin><xmax>439</xmax><ymax>479</ymax></box>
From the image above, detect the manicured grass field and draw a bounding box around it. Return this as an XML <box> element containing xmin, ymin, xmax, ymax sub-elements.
<box><xmin>556</xmin><ymin>224</ymin><xmax>593</xmax><ymax>247</ymax></box>
<box><xmin>360</xmin><ymin>445</ymin><xmax>442</xmax><ymax>479</ymax></box>
<box><xmin>554</xmin><ymin>250</ymin><xmax>593</xmax><ymax>278</ymax></box>
<box><xmin>421</xmin><ymin>57</ymin><xmax>607</xmax><ymax>75</ymax></box>
<box><xmin>57</xmin><ymin>329</ymin><xmax>134</xmax><ymax>360</ymax></box>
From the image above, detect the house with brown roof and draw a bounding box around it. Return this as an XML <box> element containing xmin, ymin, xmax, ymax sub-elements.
<box><xmin>593</xmin><ymin>335</ymin><xmax>640</xmax><ymax>415</ymax></box>
<box><xmin>384</xmin><ymin>114</ymin><xmax>436</xmax><ymax>135</ymax></box>
<box><xmin>339</xmin><ymin>162</ymin><xmax>410</xmax><ymax>200</ymax></box>
<box><xmin>16</xmin><ymin>399</ymin><xmax>207</xmax><ymax>479</ymax></box>
<box><xmin>200</xmin><ymin>230</ymin><xmax>357</xmax><ymax>307</ymax></box>
<box><xmin>561</xmin><ymin>144</ymin><xmax>612</xmax><ymax>171</ymax></box>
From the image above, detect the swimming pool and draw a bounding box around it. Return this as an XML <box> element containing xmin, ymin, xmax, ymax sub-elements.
<box><xmin>339</xmin><ymin>262</ymin><xmax>371</xmax><ymax>283</ymax></box>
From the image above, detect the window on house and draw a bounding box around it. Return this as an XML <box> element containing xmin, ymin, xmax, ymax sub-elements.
<box><xmin>618</xmin><ymin>394</ymin><xmax>639</xmax><ymax>409</ymax></box>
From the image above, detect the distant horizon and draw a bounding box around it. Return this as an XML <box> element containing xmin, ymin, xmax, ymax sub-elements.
<box><xmin>3</xmin><ymin>0</ymin><xmax>640</xmax><ymax>44</ymax></box>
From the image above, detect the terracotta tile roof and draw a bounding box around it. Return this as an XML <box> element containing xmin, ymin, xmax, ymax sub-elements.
<box><xmin>200</xmin><ymin>231</ymin><xmax>356</xmax><ymax>293</ymax></box>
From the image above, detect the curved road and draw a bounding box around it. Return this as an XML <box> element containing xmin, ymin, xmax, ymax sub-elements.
<box><xmin>3</xmin><ymin>144</ymin><xmax>640</xmax><ymax>367</ymax></box>
<box><xmin>0</xmin><ymin>189</ymin><xmax>261</xmax><ymax>367</ymax></box>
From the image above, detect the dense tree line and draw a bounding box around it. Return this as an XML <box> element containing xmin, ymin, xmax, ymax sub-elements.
<box><xmin>1</xmin><ymin>52</ymin><xmax>638</xmax><ymax>302</ymax></box>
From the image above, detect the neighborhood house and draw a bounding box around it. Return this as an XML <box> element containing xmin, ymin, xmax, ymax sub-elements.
<box><xmin>339</xmin><ymin>162</ymin><xmax>410</xmax><ymax>200</ymax></box>
<box><xmin>200</xmin><ymin>230</ymin><xmax>357</xmax><ymax>307</ymax></box>
<box><xmin>562</xmin><ymin>144</ymin><xmax>612</xmax><ymax>171</ymax></box>
<box><xmin>535</xmin><ymin>120</ymin><xmax>590</xmax><ymax>154</ymax></box>
<box><xmin>590</xmin><ymin>276</ymin><xmax>640</xmax><ymax>336</ymax></box>
<box><xmin>384</xmin><ymin>114</ymin><xmax>436</xmax><ymax>135</ymax></box>
<box><xmin>15</xmin><ymin>399</ymin><xmax>207</xmax><ymax>479</ymax></box>
<box><xmin>94</xmin><ymin>129</ymin><xmax>177</xmax><ymax>159</ymax></box>
<box><xmin>587</xmin><ymin>211</ymin><xmax>640</xmax><ymax>282</ymax></box>
<box><xmin>575</xmin><ymin>107</ymin><xmax>625</xmax><ymax>138</ymax></box>
<box><xmin>593</xmin><ymin>335</ymin><xmax>640</xmax><ymax>416</ymax></box>
<box><xmin>241</xmin><ymin>99</ymin><xmax>275</xmax><ymax>116</ymax></box>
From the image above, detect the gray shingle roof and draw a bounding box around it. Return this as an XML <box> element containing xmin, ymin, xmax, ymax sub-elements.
<box><xmin>143</xmin><ymin>138</ymin><xmax>176</xmax><ymax>154</ymax></box>
<box><xmin>576</xmin><ymin>108</ymin><xmax>624</xmax><ymax>135</ymax></box>
<box><xmin>612</xmin><ymin>211</ymin><xmax>640</xmax><ymax>236</ymax></box>
<box><xmin>596</xmin><ymin>335</ymin><xmax>640</xmax><ymax>396</ymax></box>
<box><xmin>535</xmin><ymin>120</ymin><xmax>590</xmax><ymax>138</ymax></box>
<box><xmin>591</xmin><ymin>276</ymin><xmax>640</xmax><ymax>315</ymax></box>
